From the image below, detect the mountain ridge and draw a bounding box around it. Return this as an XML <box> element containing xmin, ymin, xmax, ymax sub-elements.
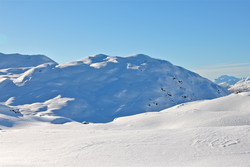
<box><xmin>0</xmin><ymin>52</ymin><xmax>230</xmax><ymax>123</ymax></box>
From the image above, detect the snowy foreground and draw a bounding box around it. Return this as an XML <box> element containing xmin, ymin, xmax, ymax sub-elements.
<box><xmin>1</xmin><ymin>92</ymin><xmax>250</xmax><ymax>167</ymax></box>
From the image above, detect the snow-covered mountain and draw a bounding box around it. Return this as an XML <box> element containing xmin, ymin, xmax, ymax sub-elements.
<box><xmin>0</xmin><ymin>53</ymin><xmax>229</xmax><ymax>123</ymax></box>
<box><xmin>214</xmin><ymin>75</ymin><xmax>241</xmax><ymax>88</ymax></box>
<box><xmin>0</xmin><ymin>52</ymin><xmax>57</xmax><ymax>69</ymax></box>
<box><xmin>229</xmin><ymin>77</ymin><xmax>250</xmax><ymax>93</ymax></box>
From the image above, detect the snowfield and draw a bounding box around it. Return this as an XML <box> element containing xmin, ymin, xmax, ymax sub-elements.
<box><xmin>1</xmin><ymin>92</ymin><xmax>250</xmax><ymax>167</ymax></box>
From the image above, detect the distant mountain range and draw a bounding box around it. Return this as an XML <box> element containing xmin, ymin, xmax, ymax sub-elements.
<box><xmin>214</xmin><ymin>75</ymin><xmax>250</xmax><ymax>93</ymax></box>
<box><xmin>214</xmin><ymin>75</ymin><xmax>241</xmax><ymax>88</ymax></box>
<box><xmin>0</xmin><ymin>53</ymin><xmax>229</xmax><ymax>125</ymax></box>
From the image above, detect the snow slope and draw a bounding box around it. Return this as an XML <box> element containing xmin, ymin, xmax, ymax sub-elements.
<box><xmin>0</xmin><ymin>53</ymin><xmax>58</xmax><ymax>89</ymax></box>
<box><xmin>0</xmin><ymin>103</ymin><xmax>22</xmax><ymax>127</ymax></box>
<box><xmin>229</xmin><ymin>77</ymin><xmax>250</xmax><ymax>93</ymax></box>
<box><xmin>214</xmin><ymin>75</ymin><xmax>241</xmax><ymax>88</ymax></box>
<box><xmin>108</xmin><ymin>92</ymin><xmax>250</xmax><ymax>129</ymax></box>
<box><xmin>0</xmin><ymin>53</ymin><xmax>229</xmax><ymax>123</ymax></box>
<box><xmin>0</xmin><ymin>92</ymin><xmax>250</xmax><ymax>167</ymax></box>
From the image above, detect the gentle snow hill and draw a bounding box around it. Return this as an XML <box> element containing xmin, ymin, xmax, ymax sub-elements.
<box><xmin>0</xmin><ymin>53</ymin><xmax>229</xmax><ymax>123</ymax></box>
<box><xmin>229</xmin><ymin>77</ymin><xmax>250</xmax><ymax>93</ymax></box>
<box><xmin>1</xmin><ymin>93</ymin><xmax>250</xmax><ymax>167</ymax></box>
<box><xmin>105</xmin><ymin>92</ymin><xmax>250</xmax><ymax>130</ymax></box>
<box><xmin>214</xmin><ymin>75</ymin><xmax>241</xmax><ymax>88</ymax></box>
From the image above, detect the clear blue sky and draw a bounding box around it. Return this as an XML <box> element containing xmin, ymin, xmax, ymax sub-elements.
<box><xmin>0</xmin><ymin>0</ymin><xmax>249</xmax><ymax>79</ymax></box>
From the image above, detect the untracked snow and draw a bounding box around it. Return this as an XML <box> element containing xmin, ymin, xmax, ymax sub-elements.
<box><xmin>0</xmin><ymin>92</ymin><xmax>250</xmax><ymax>167</ymax></box>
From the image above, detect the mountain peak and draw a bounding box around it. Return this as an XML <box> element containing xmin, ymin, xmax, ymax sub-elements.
<box><xmin>89</xmin><ymin>54</ymin><xmax>109</xmax><ymax>58</ymax></box>
<box><xmin>127</xmin><ymin>54</ymin><xmax>150</xmax><ymax>58</ymax></box>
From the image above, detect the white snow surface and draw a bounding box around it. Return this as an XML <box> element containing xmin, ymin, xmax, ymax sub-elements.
<box><xmin>0</xmin><ymin>53</ymin><xmax>229</xmax><ymax>123</ymax></box>
<box><xmin>229</xmin><ymin>77</ymin><xmax>250</xmax><ymax>93</ymax></box>
<box><xmin>0</xmin><ymin>92</ymin><xmax>250</xmax><ymax>167</ymax></box>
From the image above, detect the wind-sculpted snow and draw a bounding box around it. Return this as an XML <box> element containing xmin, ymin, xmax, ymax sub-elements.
<box><xmin>0</xmin><ymin>95</ymin><xmax>73</xmax><ymax>128</ymax></box>
<box><xmin>0</xmin><ymin>53</ymin><xmax>229</xmax><ymax>123</ymax></box>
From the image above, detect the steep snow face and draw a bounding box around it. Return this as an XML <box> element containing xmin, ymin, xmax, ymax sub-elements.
<box><xmin>0</xmin><ymin>54</ymin><xmax>229</xmax><ymax>123</ymax></box>
<box><xmin>0</xmin><ymin>53</ymin><xmax>57</xmax><ymax>69</ymax></box>
<box><xmin>214</xmin><ymin>75</ymin><xmax>241</xmax><ymax>88</ymax></box>
<box><xmin>229</xmin><ymin>77</ymin><xmax>250</xmax><ymax>93</ymax></box>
